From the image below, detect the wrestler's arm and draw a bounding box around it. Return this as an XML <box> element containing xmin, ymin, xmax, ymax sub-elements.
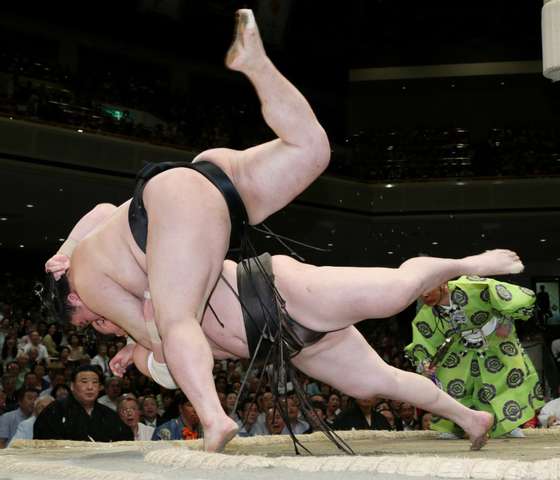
<box><xmin>108</xmin><ymin>340</ymin><xmax>152</xmax><ymax>378</ymax></box>
<box><xmin>81</xmin><ymin>276</ymin><xmax>152</xmax><ymax>349</ymax></box>
<box><xmin>45</xmin><ymin>203</ymin><xmax>117</xmax><ymax>278</ymax></box>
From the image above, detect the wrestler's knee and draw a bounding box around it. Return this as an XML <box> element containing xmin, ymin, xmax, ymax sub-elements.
<box><xmin>310</xmin><ymin>124</ymin><xmax>331</xmax><ymax>168</ymax></box>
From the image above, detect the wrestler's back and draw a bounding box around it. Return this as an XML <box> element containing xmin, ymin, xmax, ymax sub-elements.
<box><xmin>75</xmin><ymin>200</ymin><xmax>148</xmax><ymax>295</ymax></box>
<box><xmin>73</xmin><ymin>204</ymin><xmax>249</xmax><ymax>358</ymax></box>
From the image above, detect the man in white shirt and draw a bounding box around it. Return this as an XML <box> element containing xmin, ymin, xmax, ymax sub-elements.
<box><xmin>236</xmin><ymin>400</ymin><xmax>267</xmax><ymax>437</ymax></box>
<box><xmin>0</xmin><ymin>388</ymin><xmax>38</xmax><ymax>448</ymax></box>
<box><xmin>97</xmin><ymin>377</ymin><xmax>122</xmax><ymax>411</ymax></box>
<box><xmin>22</xmin><ymin>331</ymin><xmax>48</xmax><ymax>364</ymax></box>
<box><xmin>281</xmin><ymin>397</ymin><xmax>309</xmax><ymax>435</ymax></box>
<box><xmin>90</xmin><ymin>343</ymin><xmax>111</xmax><ymax>379</ymax></box>
<box><xmin>7</xmin><ymin>396</ymin><xmax>54</xmax><ymax>446</ymax></box>
<box><xmin>117</xmin><ymin>395</ymin><xmax>154</xmax><ymax>441</ymax></box>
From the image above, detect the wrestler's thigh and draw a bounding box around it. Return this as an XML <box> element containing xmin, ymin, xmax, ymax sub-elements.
<box><xmin>197</xmin><ymin>139</ymin><xmax>327</xmax><ymax>225</ymax></box>
<box><xmin>291</xmin><ymin>327</ymin><xmax>397</xmax><ymax>400</ymax></box>
<box><xmin>273</xmin><ymin>255</ymin><xmax>410</xmax><ymax>332</ymax></box>
<box><xmin>143</xmin><ymin>169</ymin><xmax>230</xmax><ymax>325</ymax></box>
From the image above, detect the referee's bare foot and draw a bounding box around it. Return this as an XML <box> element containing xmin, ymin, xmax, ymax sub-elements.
<box><xmin>226</xmin><ymin>9</ymin><xmax>268</xmax><ymax>73</ymax></box>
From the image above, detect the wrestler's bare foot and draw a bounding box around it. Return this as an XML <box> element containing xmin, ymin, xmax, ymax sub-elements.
<box><xmin>464</xmin><ymin>411</ymin><xmax>493</xmax><ymax>451</ymax></box>
<box><xmin>226</xmin><ymin>9</ymin><xmax>268</xmax><ymax>73</ymax></box>
<box><xmin>203</xmin><ymin>417</ymin><xmax>239</xmax><ymax>453</ymax></box>
<box><xmin>461</xmin><ymin>249</ymin><xmax>524</xmax><ymax>276</ymax></box>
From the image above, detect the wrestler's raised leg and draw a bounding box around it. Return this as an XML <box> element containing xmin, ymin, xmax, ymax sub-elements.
<box><xmin>141</xmin><ymin>9</ymin><xmax>327</xmax><ymax>452</ymax></box>
<box><xmin>275</xmin><ymin>249</ymin><xmax>523</xmax><ymax>332</ymax></box>
<box><xmin>291</xmin><ymin>328</ymin><xmax>493</xmax><ymax>450</ymax></box>
<box><xmin>143</xmin><ymin>170</ymin><xmax>238</xmax><ymax>452</ymax></box>
<box><xmin>195</xmin><ymin>9</ymin><xmax>330</xmax><ymax>224</ymax></box>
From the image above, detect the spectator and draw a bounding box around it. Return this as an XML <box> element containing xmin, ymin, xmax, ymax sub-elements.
<box><xmin>90</xmin><ymin>343</ymin><xmax>111</xmax><ymax>378</ymax></box>
<box><xmin>140</xmin><ymin>395</ymin><xmax>162</xmax><ymax>428</ymax></box>
<box><xmin>538</xmin><ymin>397</ymin><xmax>560</xmax><ymax>428</ymax></box>
<box><xmin>152</xmin><ymin>395</ymin><xmax>201</xmax><ymax>441</ymax></box>
<box><xmin>398</xmin><ymin>402</ymin><xmax>419</xmax><ymax>431</ymax></box>
<box><xmin>225</xmin><ymin>391</ymin><xmax>240</xmax><ymax>422</ymax></box>
<box><xmin>22</xmin><ymin>330</ymin><xmax>48</xmax><ymax>364</ymax></box>
<box><xmin>117</xmin><ymin>395</ymin><xmax>154</xmax><ymax>441</ymax></box>
<box><xmin>0</xmin><ymin>374</ymin><xmax>18</xmax><ymax>412</ymax></box>
<box><xmin>256</xmin><ymin>390</ymin><xmax>274</xmax><ymax>427</ymax></box>
<box><xmin>378</xmin><ymin>407</ymin><xmax>400</xmax><ymax>431</ymax></box>
<box><xmin>7</xmin><ymin>395</ymin><xmax>54</xmax><ymax>446</ymax></box>
<box><xmin>33</xmin><ymin>365</ymin><xmax>133</xmax><ymax>441</ymax></box>
<box><xmin>0</xmin><ymin>391</ymin><xmax>5</xmax><ymax>416</ymax></box>
<box><xmin>420</xmin><ymin>412</ymin><xmax>433</xmax><ymax>430</ymax></box>
<box><xmin>39</xmin><ymin>369</ymin><xmax>66</xmax><ymax>398</ymax></box>
<box><xmin>22</xmin><ymin>372</ymin><xmax>41</xmax><ymax>393</ymax></box>
<box><xmin>237</xmin><ymin>399</ymin><xmax>267</xmax><ymax>437</ymax></box>
<box><xmin>14</xmin><ymin>353</ymin><xmax>33</xmax><ymax>387</ymax></box>
<box><xmin>42</xmin><ymin>324</ymin><xmax>60</xmax><ymax>357</ymax></box>
<box><xmin>333</xmin><ymin>398</ymin><xmax>391</xmax><ymax>431</ymax></box>
<box><xmin>51</xmin><ymin>384</ymin><xmax>70</xmax><ymax>402</ymax></box>
<box><xmin>58</xmin><ymin>346</ymin><xmax>71</xmax><ymax>366</ymax></box>
<box><xmin>265</xmin><ymin>407</ymin><xmax>286</xmax><ymax>435</ymax></box>
<box><xmin>282</xmin><ymin>397</ymin><xmax>310</xmax><ymax>435</ymax></box>
<box><xmin>305</xmin><ymin>400</ymin><xmax>327</xmax><ymax>433</ymax></box>
<box><xmin>33</xmin><ymin>364</ymin><xmax>49</xmax><ymax>391</ymax></box>
<box><xmin>0</xmin><ymin>387</ymin><xmax>38</xmax><ymax>448</ymax></box>
<box><xmin>1</xmin><ymin>335</ymin><xmax>18</xmax><ymax>369</ymax></box>
<box><xmin>325</xmin><ymin>393</ymin><xmax>341</xmax><ymax>425</ymax></box>
<box><xmin>97</xmin><ymin>377</ymin><xmax>122</xmax><ymax>411</ymax></box>
<box><xmin>67</xmin><ymin>334</ymin><xmax>85</xmax><ymax>364</ymax></box>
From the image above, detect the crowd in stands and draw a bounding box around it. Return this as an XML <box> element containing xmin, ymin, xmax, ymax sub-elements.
<box><xmin>0</xmin><ymin>271</ymin><xmax>557</xmax><ymax>446</ymax></box>
<box><xmin>0</xmin><ymin>49</ymin><xmax>267</xmax><ymax>152</ymax></box>
<box><xmin>1</xmin><ymin>49</ymin><xmax>560</xmax><ymax>182</ymax></box>
<box><xmin>331</xmin><ymin>127</ymin><xmax>560</xmax><ymax>181</ymax></box>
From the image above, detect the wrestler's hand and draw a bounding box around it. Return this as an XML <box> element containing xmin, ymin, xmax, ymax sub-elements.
<box><xmin>110</xmin><ymin>343</ymin><xmax>135</xmax><ymax>377</ymax></box>
<box><xmin>45</xmin><ymin>253</ymin><xmax>71</xmax><ymax>280</ymax></box>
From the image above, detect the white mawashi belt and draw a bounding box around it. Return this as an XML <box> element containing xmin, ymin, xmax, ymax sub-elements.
<box><xmin>461</xmin><ymin>316</ymin><xmax>498</xmax><ymax>343</ymax></box>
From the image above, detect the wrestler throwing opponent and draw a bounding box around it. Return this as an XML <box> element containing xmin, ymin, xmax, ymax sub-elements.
<box><xmin>44</xmin><ymin>9</ymin><xmax>522</xmax><ymax>452</ymax></box>
<box><xmin>47</xmin><ymin>210</ymin><xmax>523</xmax><ymax>451</ymax></box>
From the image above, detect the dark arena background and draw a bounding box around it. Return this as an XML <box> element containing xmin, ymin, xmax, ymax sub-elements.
<box><xmin>1</xmin><ymin>1</ymin><xmax>560</xmax><ymax>478</ymax></box>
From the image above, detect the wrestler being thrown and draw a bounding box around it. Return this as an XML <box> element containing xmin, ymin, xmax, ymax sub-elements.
<box><xmin>43</xmin><ymin>9</ymin><xmax>523</xmax><ymax>452</ymax></box>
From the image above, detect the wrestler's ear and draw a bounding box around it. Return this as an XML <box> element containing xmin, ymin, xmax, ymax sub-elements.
<box><xmin>67</xmin><ymin>292</ymin><xmax>82</xmax><ymax>307</ymax></box>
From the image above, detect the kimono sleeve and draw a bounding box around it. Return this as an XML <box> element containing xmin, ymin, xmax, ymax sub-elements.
<box><xmin>486</xmin><ymin>279</ymin><xmax>536</xmax><ymax>322</ymax></box>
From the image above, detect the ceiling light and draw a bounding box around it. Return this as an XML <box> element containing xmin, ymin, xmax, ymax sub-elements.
<box><xmin>385</xmin><ymin>184</ymin><xmax>394</xmax><ymax>189</ymax></box>
<box><xmin>77</xmin><ymin>129</ymin><xmax>84</xmax><ymax>133</ymax></box>
<box><xmin>26</xmin><ymin>204</ymin><xmax>34</xmax><ymax>208</ymax></box>
<box><xmin>19</xmin><ymin>244</ymin><xmax>24</xmax><ymax>248</ymax></box>
<box><xmin>58</xmin><ymin>238</ymin><xmax>65</xmax><ymax>242</ymax></box>
<box><xmin>432</xmin><ymin>241</ymin><xmax>439</xmax><ymax>245</ymax></box>
<box><xmin>0</xmin><ymin>217</ymin><xmax>7</xmax><ymax>221</ymax></box>
<box><xmin>540</xmin><ymin>238</ymin><xmax>547</xmax><ymax>243</ymax></box>
<box><xmin>387</xmin><ymin>251</ymin><xmax>394</xmax><ymax>255</ymax></box>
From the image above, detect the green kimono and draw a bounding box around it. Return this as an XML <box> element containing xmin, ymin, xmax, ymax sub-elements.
<box><xmin>405</xmin><ymin>276</ymin><xmax>544</xmax><ymax>437</ymax></box>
